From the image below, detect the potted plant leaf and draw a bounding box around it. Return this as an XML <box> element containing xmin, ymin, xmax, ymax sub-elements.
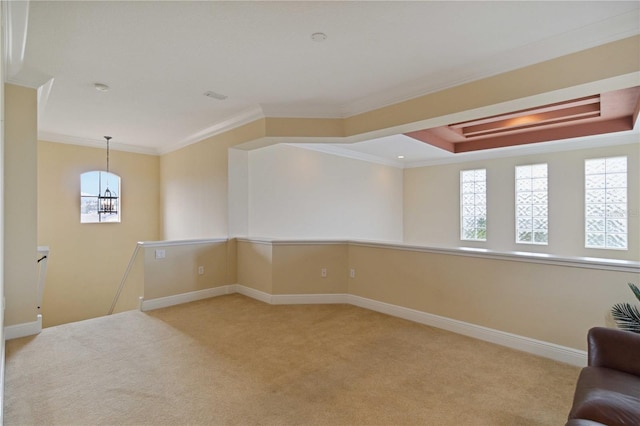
<box><xmin>611</xmin><ymin>283</ymin><xmax>640</xmax><ymax>333</ymax></box>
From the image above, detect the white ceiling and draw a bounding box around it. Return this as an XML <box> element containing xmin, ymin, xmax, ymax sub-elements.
<box><xmin>6</xmin><ymin>1</ymin><xmax>640</xmax><ymax>161</ymax></box>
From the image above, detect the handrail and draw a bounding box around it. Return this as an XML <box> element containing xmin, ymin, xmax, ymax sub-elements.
<box><xmin>36</xmin><ymin>246</ymin><xmax>50</xmax><ymax>313</ymax></box>
<box><xmin>108</xmin><ymin>243</ymin><xmax>142</xmax><ymax>315</ymax></box>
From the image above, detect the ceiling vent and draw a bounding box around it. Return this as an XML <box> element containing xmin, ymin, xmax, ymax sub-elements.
<box><xmin>203</xmin><ymin>91</ymin><xmax>228</xmax><ymax>101</ymax></box>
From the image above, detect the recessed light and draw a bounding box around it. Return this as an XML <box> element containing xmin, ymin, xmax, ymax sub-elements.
<box><xmin>397</xmin><ymin>155</ymin><xmax>405</xmax><ymax>159</ymax></box>
<box><xmin>204</xmin><ymin>91</ymin><xmax>228</xmax><ymax>101</ymax></box>
<box><xmin>94</xmin><ymin>83</ymin><xmax>110</xmax><ymax>92</ymax></box>
<box><xmin>311</xmin><ymin>32</ymin><xmax>327</xmax><ymax>42</ymax></box>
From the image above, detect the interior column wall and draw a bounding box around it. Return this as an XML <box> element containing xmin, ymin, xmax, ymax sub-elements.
<box><xmin>3</xmin><ymin>84</ymin><xmax>38</xmax><ymax>327</ymax></box>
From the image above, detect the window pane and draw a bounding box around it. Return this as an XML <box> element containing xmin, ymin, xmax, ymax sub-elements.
<box><xmin>515</xmin><ymin>163</ymin><xmax>548</xmax><ymax>245</ymax></box>
<box><xmin>585</xmin><ymin>156</ymin><xmax>627</xmax><ymax>249</ymax></box>
<box><xmin>81</xmin><ymin>171</ymin><xmax>121</xmax><ymax>223</ymax></box>
<box><xmin>460</xmin><ymin>168</ymin><xmax>487</xmax><ymax>241</ymax></box>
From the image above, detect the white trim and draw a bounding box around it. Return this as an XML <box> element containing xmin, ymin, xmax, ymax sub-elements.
<box><xmin>139</xmin><ymin>238</ymin><xmax>228</xmax><ymax>248</ymax></box>
<box><xmin>4</xmin><ymin>314</ymin><xmax>42</xmax><ymax>340</ymax></box>
<box><xmin>140</xmin><ymin>286</ymin><xmax>233</xmax><ymax>311</ymax></box>
<box><xmin>346</xmin><ymin>295</ymin><xmax>587</xmax><ymax>367</ymax></box>
<box><xmin>136</xmin><ymin>283</ymin><xmax>586</xmax><ymax>365</ymax></box>
<box><xmin>236</xmin><ymin>237</ymin><xmax>640</xmax><ymax>273</ymax></box>
<box><xmin>271</xmin><ymin>293</ymin><xmax>348</xmax><ymax>305</ymax></box>
<box><xmin>231</xmin><ymin>284</ymin><xmax>273</xmax><ymax>304</ymax></box>
<box><xmin>37</xmin><ymin>77</ymin><xmax>54</xmax><ymax>122</ymax></box>
<box><xmin>37</xmin><ymin>132</ymin><xmax>159</xmax><ymax>155</ymax></box>
<box><xmin>347</xmin><ymin>240</ymin><xmax>640</xmax><ymax>273</ymax></box>
<box><xmin>230</xmin><ymin>284</ymin><xmax>586</xmax><ymax>366</ymax></box>
<box><xmin>339</xmin><ymin>12</ymin><xmax>640</xmax><ymax>119</ymax></box>
<box><xmin>2</xmin><ymin>0</ymin><xmax>29</xmax><ymax>81</ymax></box>
<box><xmin>287</xmin><ymin>143</ymin><xmax>404</xmax><ymax>169</ymax></box>
<box><xmin>159</xmin><ymin>106</ymin><xmax>265</xmax><ymax>155</ymax></box>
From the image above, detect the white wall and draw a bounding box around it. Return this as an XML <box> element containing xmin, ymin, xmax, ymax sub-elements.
<box><xmin>248</xmin><ymin>144</ymin><xmax>403</xmax><ymax>241</ymax></box>
<box><xmin>404</xmin><ymin>140</ymin><xmax>640</xmax><ymax>261</ymax></box>
<box><xmin>228</xmin><ymin>148</ymin><xmax>249</xmax><ymax>237</ymax></box>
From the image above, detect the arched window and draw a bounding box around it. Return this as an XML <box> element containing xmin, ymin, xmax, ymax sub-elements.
<box><xmin>80</xmin><ymin>171</ymin><xmax>121</xmax><ymax>223</ymax></box>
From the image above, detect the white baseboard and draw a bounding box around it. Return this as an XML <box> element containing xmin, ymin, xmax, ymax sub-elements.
<box><xmin>140</xmin><ymin>286</ymin><xmax>234</xmax><ymax>311</ymax></box>
<box><xmin>231</xmin><ymin>285</ymin><xmax>586</xmax><ymax>367</ymax></box>
<box><xmin>4</xmin><ymin>314</ymin><xmax>42</xmax><ymax>340</ymax></box>
<box><xmin>231</xmin><ymin>285</ymin><xmax>348</xmax><ymax>305</ymax></box>
<box><xmin>271</xmin><ymin>293</ymin><xmax>348</xmax><ymax>305</ymax></box>
<box><xmin>137</xmin><ymin>284</ymin><xmax>587</xmax><ymax>367</ymax></box>
<box><xmin>347</xmin><ymin>295</ymin><xmax>587</xmax><ymax>367</ymax></box>
<box><xmin>231</xmin><ymin>284</ymin><xmax>273</xmax><ymax>304</ymax></box>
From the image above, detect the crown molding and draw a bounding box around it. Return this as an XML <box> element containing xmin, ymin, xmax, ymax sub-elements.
<box><xmin>38</xmin><ymin>132</ymin><xmax>159</xmax><ymax>155</ymax></box>
<box><xmin>2</xmin><ymin>0</ymin><xmax>29</xmax><ymax>82</ymax></box>
<box><xmin>37</xmin><ymin>77</ymin><xmax>54</xmax><ymax>121</ymax></box>
<box><xmin>339</xmin><ymin>11</ymin><xmax>640</xmax><ymax>119</ymax></box>
<box><xmin>220</xmin><ymin>14</ymin><xmax>639</xmax><ymax>122</ymax></box>
<box><xmin>260</xmin><ymin>103</ymin><xmax>343</xmax><ymax>119</ymax></box>
<box><xmin>158</xmin><ymin>105</ymin><xmax>265</xmax><ymax>155</ymax></box>
<box><xmin>286</xmin><ymin>143</ymin><xmax>404</xmax><ymax>169</ymax></box>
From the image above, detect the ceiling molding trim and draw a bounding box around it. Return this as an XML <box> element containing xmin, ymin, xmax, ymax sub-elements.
<box><xmin>339</xmin><ymin>11</ymin><xmax>640</xmax><ymax>119</ymax></box>
<box><xmin>37</xmin><ymin>77</ymin><xmax>54</xmax><ymax>122</ymax></box>
<box><xmin>159</xmin><ymin>105</ymin><xmax>265</xmax><ymax>155</ymax></box>
<box><xmin>404</xmin><ymin>131</ymin><xmax>640</xmax><ymax>169</ymax></box>
<box><xmin>260</xmin><ymin>104</ymin><xmax>344</xmax><ymax>119</ymax></box>
<box><xmin>174</xmin><ymin>72</ymin><xmax>640</xmax><ymax>158</ymax></box>
<box><xmin>286</xmin><ymin>143</ymin><xmax>404</xmax><ymax>169</ymax></box>
<box><xmin>38</xmin><ymin>132</ymin><xmax>159</xmax><ymax>156</ymax></box>
<box><xmin>2</xmin><ymin>0</ymin><xmax>29</xmax><ymax>81</ymax></box>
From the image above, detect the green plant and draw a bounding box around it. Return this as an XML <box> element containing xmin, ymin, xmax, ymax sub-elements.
<box><xmin>611</xmin><ymin>283</ymin><xmax>640</xmax><ymax>333</ymax></box>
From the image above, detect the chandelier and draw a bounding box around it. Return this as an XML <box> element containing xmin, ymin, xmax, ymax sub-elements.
<box><xmin>97</xmin><ymin>136</ymin><xmax>118</xmax><ymax>214</ymax></box>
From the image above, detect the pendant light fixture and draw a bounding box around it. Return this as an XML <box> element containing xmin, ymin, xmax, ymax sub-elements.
<box><xmin>97</xmin><ymin>136</ymin><xmax>118</xmax><ymax>214</ymax></box>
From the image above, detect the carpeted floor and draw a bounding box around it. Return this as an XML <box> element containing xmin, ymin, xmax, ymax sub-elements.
<box><xmin>4</xmin><ymin>294</ymin><xmax>579</xmax><ymax>425</ymax></box>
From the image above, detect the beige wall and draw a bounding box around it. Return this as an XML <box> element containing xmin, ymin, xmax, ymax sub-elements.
<box><xmin>235</xmin><ymin>240</ymin><xmax>348</xmax><ymax>296</ymax></box>
<box><xmin>4</xmin><ymin>84</ymin><xmax>38</xmax><ymax>326</ymax></box>
<box><xmin>272</xmin><ymin>243</ymin><xmax>348</xmax><ymax>295</ymax></box>
<box><xmin>347</xmin><ymin>244</ymin><xmax>639</xmax><ymax>351</ymax></box>
<box><xmin>232</xmin><ymin>238</ymin><xmax>638</xmax><ymax>351</ymax></box>
<box><xmin>37</xmin><ymin>141</ymin><xmax>160</xmax><ymax>327</ymax></box>
<box><xmin>237</xmin><ymin>240</ymin><xmax>273</xmax><ymax>294</ymax></box>
<box><xmin>143</xmin><ymin>241</ymin><xmax>232</xmax><ymax>300</ymax></box>
<box><xmin>160</xmin><ymin>120</ymin><xmax>264</xmax><ymax>240</ymax></box>
<box><xmin>404</xmin><ymin>141</ymin><xmax>640</xmax><ymax>261</ymax></box>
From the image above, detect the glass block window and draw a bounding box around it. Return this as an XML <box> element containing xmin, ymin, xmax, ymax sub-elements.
<box><xmin>585</xmin><ymin>156</ymin><xmax>627</xmax><ymax>250</ymax></box>
<box><xmin>460</xmin><ymin>169</ymin><xmax>487</xmax><ymax>241</ymax></box>
<box><xmin>515</xmin><ymin>163</ymin><xmax>548</xmax><ymax>245</ymax></box>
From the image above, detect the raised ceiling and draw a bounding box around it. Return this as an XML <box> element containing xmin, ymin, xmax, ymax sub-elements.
<box><xmin>5</xmin><ymin>1</ymin><xmax>640</xmax><ymax>157</ymax></box>
<box><xmin>405</xmin><ymin>87</ymin><xmax>640</xmax><ymax>154</ymax></box>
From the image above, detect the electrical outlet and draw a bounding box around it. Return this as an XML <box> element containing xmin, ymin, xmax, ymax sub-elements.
<box><xmin>198</xmin><ymin>266</ymin><xmax>204</xmax><ymax>275</ymax></box>
<box><xmin>321</xmin><ymin>267</ymin><xmax>327</xmax><ymax>278</ymax></box>
<box><xmin>350</xmin><ymin>268</ymin><xmax>356</xmax><ymax>278</ymax></box>
<box><xmin>155</xmin><ymin>249</ymin><xmax>165</xmax><ymax>259</ymax></box>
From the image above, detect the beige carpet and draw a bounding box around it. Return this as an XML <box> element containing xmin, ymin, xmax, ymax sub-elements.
<box><xmin>4</xmin><ymin>294</ymin><xmax>579</xmax><ymax>425</ymax></box>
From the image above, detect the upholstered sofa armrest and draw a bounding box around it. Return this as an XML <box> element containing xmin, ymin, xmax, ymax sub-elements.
<box><xmin>588</xmin><ymin>327</ymin><xmax>640</xmax><ymax>377</ymax></box>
